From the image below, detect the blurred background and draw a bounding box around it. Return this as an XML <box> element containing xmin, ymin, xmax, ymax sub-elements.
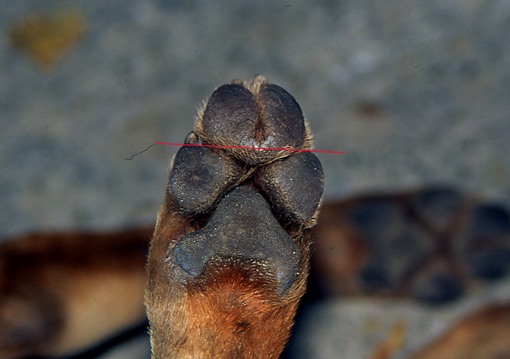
<box><xmin>1</xmin><ymin>1</ymin><xmax>509</xmax><ymax>358</ymax></box>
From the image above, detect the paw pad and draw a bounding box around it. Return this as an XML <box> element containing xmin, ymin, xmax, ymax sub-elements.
<box><xmin>312</xmin><ymin>186</ymin><xmax>510</xmax><ymax>304</ymax></box>
<box><xmin>199</xmin><ymin>81</ymin><xmax>308</xmax><ymax>165</ymax></box>
<box><xmin>165</xmin><ymin>77</ymin><xmax>323</xmax><ymax>295</ymax></box>
<box><xmin>169</xmin><ymin>144</ymin><xmax>241</xmax><ymax>215</ymax></box>
<box><xmin>173</xmin><ymin>186</ymin><xmax>301</xmax><ymax>295</ymax></box>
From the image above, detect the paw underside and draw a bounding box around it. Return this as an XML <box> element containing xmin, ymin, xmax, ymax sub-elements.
<box><xmin>168</xmin><ymin>77</ymin><xmax>324</xmax><ymax>295</ymax></box>
<box><xmin>312</xmin><ymin>186</ymin><xmax>510</xmax><ymax>304</ymax></box>
<box><xmin>145</xmin><ymin>77</ymin><xmax>324</xmax><ymax>358</ymax></box>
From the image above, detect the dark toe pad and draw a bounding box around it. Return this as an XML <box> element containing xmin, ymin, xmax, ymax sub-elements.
<box><xmin>462</xmin><ymin>204</ymin><xmax>510</xmax><ymax>280</ymax></box>
<box><xmin>169</xmin><ymin>145</ymin><xmax>241</xmax><ymax>215</ymax></box>
<box><xmin>257</xmin><ymin>152</ymin><xmax>324</xmax><ymax>223</ymax></box>
<box><xmin>201</xmin><ymin>82</ymin><xmax>307</xmax><ymax>165</ymax></box>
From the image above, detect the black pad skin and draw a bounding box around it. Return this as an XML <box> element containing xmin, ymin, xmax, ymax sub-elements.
<box><xmin>256</xmin><ymin>83</ymin><xmax>307</xmax><ymax>150</ymax></box>
<box><xmin>350</xmin><ymin>199</ymin><xmax>436</xmax><ymax>291</ymax></box>
<box><xmin>410</xmin><ymin>187</ymin><xmax>463</xmax><ymax>233</ymax></box>
<box><xmin>410</xmin><ymin>269</ymin><xmax>464</xmax><ymax>303</ymax></box>
<box><xmin>173</xmin><ymin>186</ymin><xmax>301</xmax><ymax>295</ymax></box>
<box><xmin>201</xmin><ymin>83</ymin><xmax>306</xmax><ymax>165</ymax></box>
<box><xmin>257</xmin><ymin>152</ymin><xmax>324</xmax><ymax>223</ymax></box>
<box><xmin>201</xmin><ymin>84</ymin><xmax>259</xmax><ymax>147</ymax></box>
<box><xmin>463</xmin><ymin>204</ymin><xmax>510</xmax><ymax>280</ymax></box>
<box><xmin>169</xmin><ymin>145</ymin><xmax>241</xmax><ymax>215</ymax></box>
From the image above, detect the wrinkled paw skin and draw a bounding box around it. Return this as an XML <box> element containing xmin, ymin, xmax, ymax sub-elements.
<box><xmin>311</xmin><ymin>186</ymin><xmax>510</xmax><ymax>304</ymax></box>
<box><xmin>145</xmin><ymin>76</ymin><xmax>324</xmax><ymax>359</ymax></box>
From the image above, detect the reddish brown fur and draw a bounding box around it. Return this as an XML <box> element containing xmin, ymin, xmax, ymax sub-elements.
<box><xmin>145</xmin><ymin>197</ymin><xmax>313</xmax><ymax>358</ymax></box>
<box><xmin>183</xmin><ymin>263</ymin><xmax>298</xmax><ymax>358</ymax></box>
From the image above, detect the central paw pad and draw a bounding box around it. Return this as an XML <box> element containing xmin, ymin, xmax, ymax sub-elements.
<box><xmin>173</xmin><ymin>186</ymin><xmax>301</xmax><ymax>295</ymax></box>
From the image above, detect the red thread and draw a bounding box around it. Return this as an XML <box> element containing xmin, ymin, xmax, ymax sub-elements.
<box><xmin>154</xmin><ymin>142</ymin><xmax>344</xmax><ymax>154</ymax></box>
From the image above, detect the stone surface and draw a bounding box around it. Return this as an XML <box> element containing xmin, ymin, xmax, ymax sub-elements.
<box><xmin>1</xmin><ymin>1</ymin><xmax>510</xmax><ymax>358</ymax></box>
<box><xmin>289</xmin><ymin>276</ymin><xmax>510</xmax><ymax>359</ymax></box>
<box><xmin>1</xmin><ymin>0</ymin><xmax>510</xmax><ymax>237</ymax></box>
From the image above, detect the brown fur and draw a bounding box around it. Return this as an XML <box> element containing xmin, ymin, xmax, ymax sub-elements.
<box><xmin>145</xmin><ymin>198</ymin><xmax>313</xmax><ymax>358</ymax></box>
<box><xmin>410</xmin><ymin>304</ymin><xmax>510</xmax><ymax>359</ymax></box>
<box><xmin>0</xmin><ymin>228</ymin><xmax>151</xmax><ymax>358</ymax></box>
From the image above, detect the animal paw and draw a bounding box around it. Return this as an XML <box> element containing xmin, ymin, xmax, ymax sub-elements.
<box><xmin>312</xmin><ymin>186</ymin><xmax>510</xmax><ymax>304</ymax></box>
<box><xmin>145</xmin><ymin>76</ymin><xmax>324</xmax><ymax>359</ymax></box>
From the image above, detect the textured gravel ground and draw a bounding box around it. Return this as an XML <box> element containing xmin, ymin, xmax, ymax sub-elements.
<box><xmin>290</xmin><ymin>276</ymin><xmax>510</xmax><ymax>359</ymax></box>
<box><xmin>1</xmin><ymin>1</ymin><xmax>510</xmax><ymax>358</ymax></box>
<box><xmin>2</xmin><ymin>0</ymin><xmax>510</xmax><ymax>237</ymax></box>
